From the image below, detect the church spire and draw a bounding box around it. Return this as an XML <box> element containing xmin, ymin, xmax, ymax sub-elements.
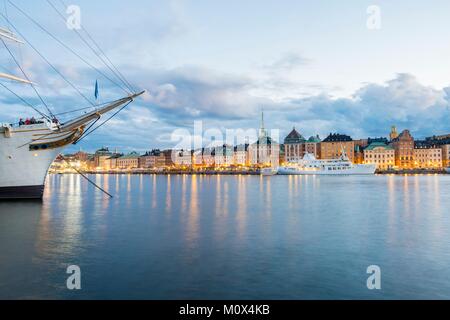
<box><xmin>259</xmin><ymin>109</ymin><xmax>267</xmax><ymax>138</ymax></box>
<box><xmin>261</xmin><ymin>110</ymin><xmax>265</xmax><ymax>130</ymax></box>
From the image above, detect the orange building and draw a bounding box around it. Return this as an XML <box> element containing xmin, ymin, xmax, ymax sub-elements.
<box><xmin>319</xmin><ymin>133</ymin><xmax>355</xmax><ymax>163</ymax></box>
<box><xmin>390</xmin><ymin>130</ymin><xmax>414</xmax><ymax>168</ymax></box>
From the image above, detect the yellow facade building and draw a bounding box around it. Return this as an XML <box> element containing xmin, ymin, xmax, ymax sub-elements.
<box><xmin>414</xmin><ymin>145</ymin><xmax>443</xmax><ymax>169</ymax></box>
<box><xmin>363</xmin><ymin>142</ymin><xmax>395</xmax><ymax>170</ymax></box>
<box><xmin>117</xmin><ymin>152</ymin><xmax>140</xmax><ymax>169</ymax></box>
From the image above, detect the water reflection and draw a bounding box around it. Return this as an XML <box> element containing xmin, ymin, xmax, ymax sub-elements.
<box><xmin>236</xmin><ymin>175</ymin><xmax>247</xmax><ymax>239</ymax></box>
<box><xmin>1</xmin><ymin>174</ymin><xmax>450</xmax><ymax>300</ymax></box>
<box><xmin>166</xmin><ymin>175</ymin><xmax>172</xmax><ymax>213</ymax></box>
<box><xmin>186</xmin><ymin>175</ymin><xmax>199</xmax><ymax>248</ymax></box>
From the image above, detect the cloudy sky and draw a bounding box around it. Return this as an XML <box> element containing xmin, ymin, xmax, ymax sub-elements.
<box><xmin>1</xmin><ymin>0</ymin><xmax>449</xmax><ymax>153</ymax></box>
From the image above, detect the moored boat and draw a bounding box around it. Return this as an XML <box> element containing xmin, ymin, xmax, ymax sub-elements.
<box><xmin>260</xmin><ymin>168</ymin><xmax>278</xmax><ymax>176</ymax></box>
<box><xmin>278</xmin><ymin>153</ymin><xmax>376</xmax><ymax>176</ymax></box>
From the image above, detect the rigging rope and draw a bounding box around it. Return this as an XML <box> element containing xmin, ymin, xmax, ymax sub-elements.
<box><xmin>9</xmin><ymin>0</ymin><xmax>132</xmax><ymax>96</ymax></box>
<box><xmin>74</xmin><ymin>100</ymin><xmax>132</xmax><ymax>145</ymax></box>
<box><xmin>0</xmin><ymin>82</ymin><xmax>49</xmax><ymax>119</ymax></box>
<box><xmin>52</xmin><ymin>103</ymin><xmax>108</xmax><ymax>117</ymax></box>
<box><xmin>0</xmin><ymin>37</ymin><xmax>53</xmax><ymax>119</ymax></box>
<box><xmin>49</xmin><ymin>0</ymin><xmax>135</xmax><ymax>93</ymax></box>
<box><xmin>60</xmin><ymin>154</ymin><xmax>113</xmax><ymax>198</ymax></box>
<box><xmin>0</xmin><ymin>12</ymin><xmax>96</xmax><ymax>107</ymax></box>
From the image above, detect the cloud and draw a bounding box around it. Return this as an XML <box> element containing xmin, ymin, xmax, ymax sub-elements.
<box><xmin>1</xmin><ymin>59</ymin><xmax>449</xmax><ymax>153</ymax></box>
<box><xmin>282</xmin><ymin>73</ymin><xmax>450</xmax><ymax>139</ymax></box>
<box><xmin>130</xmin><ymin>66</ymin><xmax>270</xmax><ymax>123</ymax></box>
<box><xmin>263</xmin><ymin>52</ymin><xmax>312</xmax><ymax>72</ymax></box>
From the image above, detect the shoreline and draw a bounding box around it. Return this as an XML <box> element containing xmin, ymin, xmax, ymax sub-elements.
<box><xmin>49</xmin><ymin>169</ymin><xmax>449</xmax><ymax>176</ymax></box>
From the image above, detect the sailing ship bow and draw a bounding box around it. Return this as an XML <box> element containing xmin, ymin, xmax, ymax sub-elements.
<box><xmin>61</xmin><ymin>91</ymin><xmax>145</xmax><ymax>132</ymax></box>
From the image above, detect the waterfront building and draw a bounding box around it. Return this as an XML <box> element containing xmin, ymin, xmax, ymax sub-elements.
<box><xmin>162</xmin><ymin>150</ymin><xmax>175</xmax><ymax>167</ymax></box>
<box><xmin>305</xmin><ymin>135</ymin><xmax>321</xmax><ymax>158</ymax></box>
<box><xmin>173</xmin><ymin>150</ymin><xmax>192</xmax><ymax>167</ymax></box>
<box><xmin>319</xmin><ymin>133</ymin><xmax>355</xmax><ymax>163</ymax></box>
<box><xmin>442</xmin><ymin>144</ymin><xmax>450</xmax><ymax>167</ymax></box>
<box><xmin>233</xmin><ymin>144</ymin><xmax>250</xmax><ymax>166</ymax></box>
<box><xmin>94</xmin><ymin>147</ymin><xmax>112</xmax><ymax>169</ymax></box>
<box><xmin>390</xmin><ymin>130</ymin><xmax>415</xmax><ymax>168</ymax></box>
<box><xmin>202</xmin><ymin>148</ymin><xmax>216</xmax><ymax>167</ymax></box>
<box><xmin>425</xmin><ymin>134</ymin><xmax>450</xmax><ymax>167</ymax></box>
<box><xmin>284</xmin><ymin>128</ymin><xmax>306</xmax><ymax>163</ymax></box>
<box><xmin>74</xmin><ymin>151</ymin><xmax>88</xmax><ymax>162</ymax></box>
<box><xmin>117</xmin><ymin>152</ymin><xmax>140</xmax><ymax>169</ymax></box>
<box><xmin>354</xmin><ymin>139</ymin><xmax>369</xmax><ymax>164</ymax></box>
<box><xmin>249</xmin><ymin>137</ymin><xmax>279</xmax><ymax>167</ymax></box>
<box><xmin>354</xmin><ymin>145</ymin><xmax>364</xmax><ymax>164</ymax></box>
<box><xmin>363</xmin><ymin>142</ymin><xmax>395</xmax><ymax>170</ymax></box>
<box><xmin>355</xmin><ymin>138</ymin><xmax>389</xmax><ymax>164</ymax></box>
<box><xmin>414</xmin><ymin>141</ymin><xmax>443</xmax><ymax>169</ymax></box>
<box><xmin>215</xmin><ymin>145</ymin><xmax>234</xmax><ymax>167</ymax></box>
<box><xmin>86</xmin><ymin>155</ymin><xmax>96</xmax><ymax>170</ymax></box>
<box><xmin>249</xmin><ymin>112</ymin><xmax>280</xmax><ymax>167</ymax></box>
<box><xmin>192</xmin><ymin>149</ymin><xmax>205</xmax><ymax>167</ymax></box>
<box><xmin>139</xmin><ymin>150</ymin><xmax>166</xmax><ymax>169</ymax></box>
<box><xmin>279</xmin><ymin>144</ymin><xmax>286</xmax><ymax>165</ymax></box>
<box><xmin>105</xmin><ymin>153</ymin><xmax>122</xmax><ymax>170</ymax></box>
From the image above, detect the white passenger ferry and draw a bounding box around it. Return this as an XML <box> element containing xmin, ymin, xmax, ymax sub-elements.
<box><xmin>278</xmin><ymin>153</ymin><xmax>376</xmax><ymax>176</ymax></box>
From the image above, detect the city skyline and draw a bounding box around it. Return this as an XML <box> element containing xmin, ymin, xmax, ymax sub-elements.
<box><xmin>0</xmin><ymin>0</ymin><xmax>449</xmax><ymax>153</ymax></box>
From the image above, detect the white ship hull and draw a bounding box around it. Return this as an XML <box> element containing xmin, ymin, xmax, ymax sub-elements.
<box><xmin>0</xmin><ymin>93</ymin><xmax>144</xmax><ymax>199</ymax></box>
<box><xmin>277</xmin><ymin>153</ymin><xmax>377</xmax><ymax>176</ymax></box>
<box><xmin>0</xmin><ymin>123</ymin><xmax>83</xmax><ymax>199</ymax></box>
<box><xmin>278</xmin><ymin>164</ymin><xmax>376</xmax><ymax>175</ymax></box>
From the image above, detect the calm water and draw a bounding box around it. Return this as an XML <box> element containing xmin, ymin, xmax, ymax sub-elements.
<box><xmin>1</xmin><ymin>174</ymin><xmax>450</xmax><ymax>300</ymax></box>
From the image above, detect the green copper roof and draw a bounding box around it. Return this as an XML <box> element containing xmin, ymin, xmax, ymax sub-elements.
<box><xmin>119</xmin><ymin>152</ymin><xmax>141</xmax><ymax>159</ymax></box>
<box><xmin>308</xmin><ymin>135</ymin><xmax>321</xmax><ymax>143</ymax></box>
<box><xmin>365</xmin><ymin>142</ymin><xmax>394</xmax><ymax>151</ymax></box>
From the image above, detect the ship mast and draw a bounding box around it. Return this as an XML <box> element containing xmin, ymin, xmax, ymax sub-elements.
<box><xmin>1</xmin><ymin>1</ymin><xmax>143</xmax><ymax>125</ymax></box>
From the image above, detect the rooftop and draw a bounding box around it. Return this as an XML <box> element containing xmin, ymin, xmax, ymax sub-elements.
<box><xmin>308</xmin><ymin>135</ymin><xmax>321</xmax><ymax>143</ymax></box>
<box><xmin>323</xmin><ymin>133</ymin><xmax>353</xmax><ymax>142</ymax></box>
<box><xmin>365</xmin><ymin>142</ymin><xmax>394</xmax><ymax>151</ymax></box>
<box><xmin>284</xmin><ymin>128</ymin><xmax>306</xmax><ymax>144</ymax></box>
<box><xmin>119</xmin><ymin>152</ymin><xmax>140</xmax><ymax>159</ymax></box>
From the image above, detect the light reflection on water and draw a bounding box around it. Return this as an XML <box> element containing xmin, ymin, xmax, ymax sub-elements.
<box><xmin>0</xmin><ymin>174</ymin><xmax>450</xmax><ymax>299</ymax></box>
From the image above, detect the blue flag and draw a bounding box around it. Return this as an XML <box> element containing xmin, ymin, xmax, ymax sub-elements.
<box><xmin>94</xmin><ymin>80</ymin><xmax>99</xmax><ymax>100</ymax></box>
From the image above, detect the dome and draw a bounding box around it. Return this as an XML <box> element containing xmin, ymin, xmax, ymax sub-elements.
<box><xmin>308</xmin><ymin>135</ymin><xmax>321</xmax><ymax>143</ymax></box>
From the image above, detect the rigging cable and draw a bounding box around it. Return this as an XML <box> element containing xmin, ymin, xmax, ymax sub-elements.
<box><xmin>60</xmin><ymin>154</ymin><xmax>113</xmax><ymax>198</ymax></box>
<box><xmin>8</xmin><ymin>0</ymin><xmax>132</xmax><ymax>96</ymax></box>
<box><xmin>0</xmin><ymin>82</ymin><xmax>49</xmax><ymax>119</ymax></box>
<box><xmin>0</xmin><ymin>37</ymin><xmax>53</xmax><ymax>119</ymax></box>
<box><xmin>74</xmin><ymin>100</ymin><xmax>132</xmax><ymax>145</ymax></box>
<box><xmin>48</xmin><ymin>0</ymin><xmax>135</xmax><ymax>93</ymax></box>
<box><xmin>0</xmin><ymin>12</ymin><xmax>96</xmax><ymax>107</ymax></box>
<box><xmin>52</xmin><ymin>102</ymin><xmax>109</xmax><ymax>117</ymax></box>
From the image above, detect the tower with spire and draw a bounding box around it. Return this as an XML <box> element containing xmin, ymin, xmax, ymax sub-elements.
<box><xmin>390</xmin><ymin>126</ymin><xmax>399</xmax><ymax>141</ymax></box>
<box><xmin>259</xmin><ymin>110</ymin><xmax>268</xmax><ymax>139</ymax></box>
